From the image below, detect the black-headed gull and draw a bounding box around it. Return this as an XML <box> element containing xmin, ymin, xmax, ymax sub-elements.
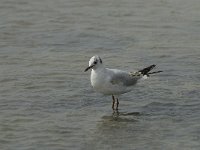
<box><xmin>84</xmin><ymin>55</ymin><xmax>162</xmax><ymax>110</ymax></box>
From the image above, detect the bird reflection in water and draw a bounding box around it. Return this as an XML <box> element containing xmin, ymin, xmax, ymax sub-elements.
<box><xmin>111</xmin><ymin>109</ymin><xmax>142</xmax><ymax>122</ymax></box>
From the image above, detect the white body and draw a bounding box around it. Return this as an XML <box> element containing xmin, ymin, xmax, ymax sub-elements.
<box><xmin>90</xmin><ymin>67</ymin><xmax>141</xmax><ymax>95</ymax></box>
<box><xmin>85</xmin><ymin>55</ymin><xmax>161</xmax><ymax>109</ymax></box>
<box><xmin>84</xmin><ymin>55</ymin><xmax>155</xmax><ymax>97</ymax></box>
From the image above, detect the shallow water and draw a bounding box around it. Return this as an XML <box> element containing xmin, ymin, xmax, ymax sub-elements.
<box><xmin>0</xmin><ymin>0</ymin><xmax>200</xmax><ymax>149</ymax></box>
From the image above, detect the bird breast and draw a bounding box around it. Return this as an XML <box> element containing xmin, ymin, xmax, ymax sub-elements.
<box><xmin>90</xmin><ymin>69</ymin><xmax>106</xmax><ymax>89</ymax></box>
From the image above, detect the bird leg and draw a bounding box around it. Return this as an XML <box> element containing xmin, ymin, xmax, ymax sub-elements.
<box><xmin>116</xmin><ymin>98</ymin><xmax>119</xmax><ymax>110</ymax></box>
<box><xmin>112</xmin><ymin>95</ymin><xmax>115</xmax><ymax>110</ymax></box>
<box><xmin>112</xmin><ymin>95</ymin><xmax>119</xmax><ymax>110</ymax></box>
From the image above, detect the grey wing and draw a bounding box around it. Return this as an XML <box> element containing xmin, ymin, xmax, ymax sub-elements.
<box><xmin>109</xmin><ymin>70</ymin><xmax>140</xmax><ymax>86</ymax></box>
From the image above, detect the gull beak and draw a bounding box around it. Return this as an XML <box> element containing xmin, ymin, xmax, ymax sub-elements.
<box><xmin>84</xmin><ymin>65</ymin><xmax>93</xmax><ymax>72</ymax></box>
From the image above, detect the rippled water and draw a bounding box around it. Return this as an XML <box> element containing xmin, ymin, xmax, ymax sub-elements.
<box><xmin>0</xmin><ymin>0</ymin><xmax>200</xmax><ymax>149</ymax></box>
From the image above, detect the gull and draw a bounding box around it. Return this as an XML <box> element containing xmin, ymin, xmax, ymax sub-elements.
<box><xmin>84</xmin><ymin>55</ymin><xmax>162</xmax><ymax>110</ymax></box>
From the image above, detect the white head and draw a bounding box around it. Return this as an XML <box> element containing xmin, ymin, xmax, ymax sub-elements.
<box><xmin>84</xmin><ymin>55</ymin><xmax>103</xmax><ymax>72</ymax></box>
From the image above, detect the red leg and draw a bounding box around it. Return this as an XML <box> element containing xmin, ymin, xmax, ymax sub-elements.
<box><xmin>112</xmin><ymin>95</ymin><xmax>115</xmax><ymax>110</ymax></box>
<box><xmin>116</xmin><ymin>98</ymin><xmax>119</xmax><ymax>110</ymax></box>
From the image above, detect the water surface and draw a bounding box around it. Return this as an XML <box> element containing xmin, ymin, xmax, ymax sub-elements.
<box><xmin>0</xmin><ymin>0</ymin><xmax>200</xmax><ymax>149</ymax></box>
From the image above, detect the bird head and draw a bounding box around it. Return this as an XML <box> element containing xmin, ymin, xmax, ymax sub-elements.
<box><xmin>84</xmin><ymin>55</ymin><xmax>103</xmax><ymax>72</ymax></box>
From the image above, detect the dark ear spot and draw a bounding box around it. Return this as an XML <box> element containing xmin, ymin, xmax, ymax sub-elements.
<box><xmin>99</xmin><ymin>57</ymin><xmax>102</xmax><ymax>64</ymax></box>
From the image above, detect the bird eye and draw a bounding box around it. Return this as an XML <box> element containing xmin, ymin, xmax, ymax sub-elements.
<box><xmin>94</xmin><ymin>61</ymin><xmax>97</xmax><ymax>64</ymax></box>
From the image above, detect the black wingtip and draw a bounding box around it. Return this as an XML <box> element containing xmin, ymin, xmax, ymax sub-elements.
<box><xmin>148</xmin><ymin>70</ymin><xmax>163</xmax><ymax>75</ymax></box>
<box><xmin>139</xmin><ymin>64</ymin><xmax>156</xmax><ymax>75</ymax></box>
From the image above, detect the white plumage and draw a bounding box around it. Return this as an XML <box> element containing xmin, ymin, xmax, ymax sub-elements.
<box><xmin>85</xmin><ymin>55</ymin><xmax>162</xmax><ymax>110</ymax></box>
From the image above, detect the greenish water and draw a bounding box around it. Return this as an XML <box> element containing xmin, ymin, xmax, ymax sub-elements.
<box><xmin>0</xmin><ymin>0</ymin><xmax>200</xmax><ymax>149</ymax></box>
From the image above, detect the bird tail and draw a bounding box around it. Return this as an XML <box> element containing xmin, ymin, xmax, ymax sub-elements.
<box><xmin>139</xmin><ymin>65</ymin><xmax>162</xmax><ymax>77</ymax></box>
